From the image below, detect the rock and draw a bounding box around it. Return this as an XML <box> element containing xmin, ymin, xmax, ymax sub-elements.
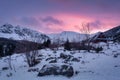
<box><xmin>45</xmin><ymin>57</ymin><xmax>57</xmax><ymax>63</ymax></box>
<box><xmin>71</xmin><ymin>58</ymin><xmax>80</xmax><ymax>62</ymax></box>
<box><xmin>46</xmin><ymin>57</ymin><xmax>55</xmax><ymax>61</ymax></box>
<box><xmin>113</xmin><ymin>53</ymin><xmax>119</xmax><ymax>58</ymax></box>
<box><xmin>60</xmin><ymin>53</ymin><xmax>80</xmax><ymax>63</ymax></box>
<box><xmin>38</xmin><ymin>54</ymin><xmax>43</xmax><ymax>57</ymax></box>
<box><xmin>114</xmin><ymin>65</ymin><xmax>120</xmax><ymax>67</ymax></box>
<box><xmin>60</xmin><ymin>53</ymin><xmax>73</xmax><ymax>61</ymax></box>
<box><xmin>60</xmin><ymin>53</ymin><xmax>68</xmax><ymax>59</ymax></box>
<box><xmin>2</xmin><ymin>67</ymin><xmax>9</xmax><ymax>70</ymax></box>
<box><xmin>75</xmin><ymin>71</ymin><xmax>79</xmax><ymax>75</ymax></box>
<box><xmin>49</xmin><ymin>59</ymin><xmax>57</xmax><ymax>63</ymax></box>
<box><xmin>28</xmin><ymin>68</ymin><xmax>39</xmax><ymax>72</ymax></box>
<box><xmin>38</xmin><ymin>64</ymin><xmax>74</xmax><ymax>77</ymax></box>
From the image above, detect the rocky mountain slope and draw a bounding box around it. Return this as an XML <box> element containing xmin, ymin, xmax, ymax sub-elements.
<box><xmin>104</xmin><ymin>25</ymin><xmax>120</xmax><ymax>42</ymax></box>
<box><xmin>0</xmin><ymin>24</ymin><xmax>49</xmax><ymax>43</ymax></box>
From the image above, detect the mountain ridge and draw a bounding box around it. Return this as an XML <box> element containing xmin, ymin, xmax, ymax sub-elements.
<box><xmin>0</xmin><ymin>24</ymin><xmax>49</xmax><ymax>43</ymax></box>
<box><xmin>47</xmin><ymin>31</ymin><xmax>86</xmax><ymax>43</ymax></box>
<box><xmin>1</xmin><ymin>23</ymin><xmax>120</xmax><ymax>43</ymax></box>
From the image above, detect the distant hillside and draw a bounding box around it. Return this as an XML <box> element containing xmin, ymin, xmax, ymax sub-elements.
<box><xmin>48</xmin><ymin>31</ymin><xmax>86</xmax><ymax>43</ymax></box>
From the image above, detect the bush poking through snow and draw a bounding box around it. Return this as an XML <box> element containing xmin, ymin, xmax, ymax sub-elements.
<box><xmin>25</xmin><ymin>50</ymin><xmax>40</xmax><ymax>67</ymax></box>
<box><xmin>95</xmin><ymin>47</ymin><xmax>103</xmax><ymax>53</ymax></box>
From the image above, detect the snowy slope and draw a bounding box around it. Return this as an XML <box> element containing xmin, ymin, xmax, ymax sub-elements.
<box><xmin>0</xmin><ymin>43</ymin><xmax>120</xmax><ymax>80</ymax></box>
<box><xmin>104</xmin><ymin>25</ymin><xmax>120</xmax><ymax>41</ymax></box>
<box><xmin>48</xmin><ymin>31</ymin><xmax>86</xmax><ymax>43</ymax></box>
<box><xmin>0</xmin><ymin>24</ymin><xmax>49</xmax><ymax>43</ymax></box>
<box><xmin>104</xmin><ymin>25</ymin><xmax>120</xmax><ymax>37</ymax></box>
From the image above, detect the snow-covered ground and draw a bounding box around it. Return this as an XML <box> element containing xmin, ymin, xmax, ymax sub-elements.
<box><xmin>0</xmin><ymin>43</ymin><xmax>120</xmax><ymax>80</ymax></box>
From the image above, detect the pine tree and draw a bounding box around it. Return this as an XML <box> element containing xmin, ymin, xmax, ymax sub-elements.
<box><xmin>43</xmin><ymin>39</ymin><xmax>51</xmax><ymax>48</ymax></box>
<box><xmin>64</xmin><ymin>39</ymin><xmax>71</xmax><ymax>50</ymax></box>
<box><xmin>0</xmin><ymin>44</ymin><xmax>3</xmax><ymax>57</ymax></box>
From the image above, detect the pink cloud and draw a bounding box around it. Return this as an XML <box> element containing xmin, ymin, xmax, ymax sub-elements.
<box><xmin>11</xmin><ymin>13</ymin><xmax>120</xmax><ymax>34</ymax></box>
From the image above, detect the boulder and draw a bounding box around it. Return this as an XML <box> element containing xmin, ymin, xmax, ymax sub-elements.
<box><xmin>45</xmin><ymin>57</ymin><xmax>57</xmax><ymax>63</ymax></box>
<box><xmin>60</xmin><ymin>53</ymin><xmax>68</xmax><ymax>59</ymax></box>
<box><xmin>71</xmin><ymin>58</ymin><xmax>80</xmax><ymax>62</ymax></box>
<box><xmin>60</xmin><ymin>53</ymin><xmax>73</xmax><ymax>61</ymax></box>
<box><xmin>38</xmin><ymin>64</ymin><xmax>74</xmax><ymax>77</ymax></box>
<box><xmin>49</xmin><ymin>59</ymin><xmax>57</xmax><ymax>63</ymax></box>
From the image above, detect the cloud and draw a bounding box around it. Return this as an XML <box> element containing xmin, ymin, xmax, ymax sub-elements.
<box><xmin>73</xmin><ymin>20</ymin><xmax>104</xmax><ymax>33</ymax></box>
<box><xmin>41</xmin><ymin>26</ymin><xmax>64</xmax><ymax>33</ymax></box>
<box><xmin>40</xmin><ymin>16</ymin><xmax>64</xmax><ymax>26</ymax></box>
<box><xmin>0</xmin><ymin>0</ymin><xmax>120</xmax><ymax>33</ymax></box>
<box><xmin>89</xmin><ymin>20</ymin><xmax>103</xmax><ymax>29</ymax></box>
<box><xmin>19</xmin><ymin>17</ymin><xmax>40</xmax><ymax>26</ymax></box>
<box><xmin>74</xmin><ymin>20</ymin><xmax>102</xmax><ymax>29</ymax></box>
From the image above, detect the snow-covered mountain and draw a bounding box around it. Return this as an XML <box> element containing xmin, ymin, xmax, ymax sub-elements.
<box><xmin>48</xmin><ymin>31</ymin><xmax>86</xmax><ymax>43</ymax></box>
<box><xmin>104</xmin><ymin>26</ymin><xmax>120</xmax><ymax>37</ymax></box>
<box><xmin>0</xmin><ymin>24</ymin><xmax>49</xmax><ymax>43</ymax></box>
<box><xmin>104</xmin><ymin>25</ymin><xmax>120</xmax><ymax>41</ymax></box>
<box><xmin>48</xmin><ymin>31</ymin><xmax>96</xmax><ymax>43</ymax></box>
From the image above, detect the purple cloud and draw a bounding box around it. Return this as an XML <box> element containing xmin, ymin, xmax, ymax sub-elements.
<box><xmin>19</xmin><ymin>17</ymin><xmax>40</xmax><ymax>26</ymax></box>
<box><xmin>89</xmin><ymin>20</ymin><xmax>103</xmax><ymax>29</ymax></box>
<box><xmin>40</xmin><ymin>16</ymin><xmax>64</xmax><ymax>26</ymax></box>
<box><xmin>0</xmin><ymin>0</ymin><xmax>120</xmax><ymax>33</ymax></box>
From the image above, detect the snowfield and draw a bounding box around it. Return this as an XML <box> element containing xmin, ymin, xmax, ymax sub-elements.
<box><xmin>0</xmin><ymin>43</ymin><xmax>120</xmax><ymax>80</ymax></box>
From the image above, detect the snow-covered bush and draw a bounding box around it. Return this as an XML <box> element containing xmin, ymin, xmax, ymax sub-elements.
<box><xmin>25</xmin><ymin>50</ymin><xmax>39</xmax><ymax>67</ymax></box>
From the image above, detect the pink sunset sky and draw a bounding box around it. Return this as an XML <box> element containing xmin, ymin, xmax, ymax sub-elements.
<box><xmin>0</xmin><ymin>0</ymin><xmax>120</xmax><ymax>34</ymax></box>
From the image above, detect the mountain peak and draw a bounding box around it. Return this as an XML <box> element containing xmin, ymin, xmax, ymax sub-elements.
<box><xmin>48</xmin><ymin>31</ymin><xmax>86</xmax><ymax>43</ymax></box>
<box><xmin>1</xmin><ymin>23</ymin><xmax>13</xmax><ymax>27</ymax></box>
<box><xmin>0</xmin><ymin>24</ymin><xmax>49</xmax><ymax>43</ymax></box>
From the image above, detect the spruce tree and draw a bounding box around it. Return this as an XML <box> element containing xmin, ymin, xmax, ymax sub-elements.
<box><xmin>43</xmin><ymin>39</ymin><xmax>51</xmax><ymax>48</ymax></box>
<box><xmin>64</xmin><ymin>39</ymin><xmax>71</xmax><ymax>50</ymax></box>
